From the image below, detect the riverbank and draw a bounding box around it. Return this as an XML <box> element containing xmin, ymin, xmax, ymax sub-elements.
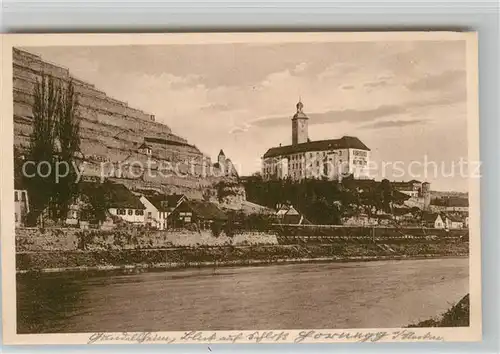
<box><xmin>17</xmin><ymin>242</ymin><xmax>469</xmax><ymax>274</ymax></box>
<box><xmin>408</xmin><ymin>294</ymin><xmax>470</xmax><ymax>327</ymax></box>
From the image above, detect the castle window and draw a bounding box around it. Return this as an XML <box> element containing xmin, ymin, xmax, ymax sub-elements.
<box><xmin>14</xmin><ymin>191</ymin><xmax>18</xmax><ymax>202</ymax></box>
<box><xmin>21</xmin><ymin>191</ymin><xmax>26</xmax><ymax>201</ymax></box>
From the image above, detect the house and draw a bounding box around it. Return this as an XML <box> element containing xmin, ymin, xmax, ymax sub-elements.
<box><xmin>138</xmin><ymin>141</ymin><xmax>153</xmax><ymax>156</ymax></box>
<box><xmin>65</xmin><ymin>181</ymin><xmax>140</xmax><ymax>228</ymax></box>
<box><xmin>442</xmin><ymin>213</ymin><xmax>465</xmax><ymax>229</ymax></box>
<box><xmin>14</xmin><ymin>178</ymin><xmax>29</xmax><ymax>227</ymax></box>
<box><xmin>342</xmin><ymin>214</ymin><xmax>379</xmax><ymax>226</ymax></box>
<box><xmin>275</xmin><ymin>203</ymin><xmax>305</xmax><ymax>224</ymax></box>
<box><xmin>422</xmin><ymin>213</ymin><xmax>446</xmax><ymax>229</ymax></box>
<box><xmin>138</xmin><ymin>191</ymin><xmax>187</xmax><ymax>230</ymax></box>
<box><xmin>168</xmin><ymin>199</ymin><xmax>227</xmax><ymax>229</ymax></box>
<box><xmin>105</xmin><ymin>183</ymin><xmax>146</xmax><ymax>224</ymax></box>
<box><xmin>422</xmin><ymin>212</ymin><xmax>464</xmax><ymax>229</ymax></box>
<box><xmin>392</xmin><ymin>180</ymin><xmax>424</xmax><ymax>198</ymax></box>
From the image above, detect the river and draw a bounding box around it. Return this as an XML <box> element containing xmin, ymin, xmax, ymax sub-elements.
<box><xmin>17</xmin><ymin>257</ymin><xmax>468</xmax><ymax>333</ymax></box>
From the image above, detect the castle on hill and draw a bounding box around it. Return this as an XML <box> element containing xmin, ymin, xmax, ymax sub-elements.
<box><xmin>262</xmin><ymin>100</ymin><xmax>371</xmax><ymax>181</ymax></box>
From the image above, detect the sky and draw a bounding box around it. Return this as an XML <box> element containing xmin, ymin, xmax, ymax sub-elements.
<box><xmin>24</xmin><ymin>40</ymin><xmax>471</xmax><ymax>191</ymax></box>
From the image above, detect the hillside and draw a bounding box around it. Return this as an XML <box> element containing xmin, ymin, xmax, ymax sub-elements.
<box><xmin>13</xmin><ymin>48</ymin><xmax>236</xmax><ymax>199</ymax></box>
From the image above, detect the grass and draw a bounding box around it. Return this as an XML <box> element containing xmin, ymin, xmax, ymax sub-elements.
<box><xmin>408</xmin><ymin>294</ymin><xmax>469</xmax><ymax>327</ymax></box>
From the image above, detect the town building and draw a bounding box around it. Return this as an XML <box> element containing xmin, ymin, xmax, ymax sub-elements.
<box><xmin>275</xmin><ymin>203</ymin><xmax>306</xmax><ymax>224</ymax></box>
<box><xmin>422</xmin><ymin>212</ymin><xmax>465</xmax><ymax>229</ymax></box>
<box><xmin>14</xmin><ymin>178</ymin><xmax>30</xmax><ymax>227</ymax></box>
<box><xmin>262</xmin><ymin>100</ymin><xmax>370</xmax><ymax>181</ymax></box>
<box><xmin>422</xmin><ymin>213</ymin><xmax>446</xmax><ymax>229</ymax></box>
<box><xmin>444</xmin><ymin>213</ymin><xmax>465</xmax><ymax>229</ymax></box>
<box><xmin>137</xmin><ymin>190</ymin><xmax>187</xmax><ymax>230</ymax></box>
<box><xmin>392</xmin><ymin>180</ymin><xmax>428</xmax><ymax>198</ymax></box>
<box><xmin>397</xmin><ymin>180</ymin><xmax>431</xmax><ymax>210</ymax></box>
<box><xmin>106</xmin><ymin>183</ymin><xmax>146</xmax><ymax>224</ymax></box>
<box><xmin>430</xmin><ymin>196</ymin><xmax>469</xmax><ymax>212</ymax></box>
<box><xmin>168</xmin><ymin>199</ymin><xmax>228</xmax><ymax>230</ymax></box>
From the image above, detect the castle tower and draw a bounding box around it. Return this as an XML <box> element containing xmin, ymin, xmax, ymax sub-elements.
<box><xmin>292</xmin><ymin>99</ymin><xmax>309</xmax><ymax>145</ymax></box>
<box><xmin>422</xmin><ymin>182</ymin><xmax>431</xmax><ymax>211</ymax></box>
<box><xmin>218</xmin><ymin>149</ymin><xmax>226</xmax><ymax>174</ymax></box>
<box><xmin>218</xmin><ymin>149</ymin><xmax>226</xmax><ymax>165</ymax></box>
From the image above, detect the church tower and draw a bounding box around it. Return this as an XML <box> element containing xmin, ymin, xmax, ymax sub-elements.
<box><xmin>292</xmin><ymin>99</ymin><xmax>309</xmax><ymax>145</ymax></box>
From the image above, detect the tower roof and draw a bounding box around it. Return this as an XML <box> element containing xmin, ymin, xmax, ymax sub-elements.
<box><xmin>293</xmin><ymin>99</ymin><xmax>308</xmax><ymax>120</ymax></box>
<box><xmin>218</xmin><ymin>149</ymin><xmax>225</xmax><ymax>156</ymax></box>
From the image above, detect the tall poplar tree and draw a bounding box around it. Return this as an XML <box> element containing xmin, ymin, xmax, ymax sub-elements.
<box><xmin>27</xmin><ymin>74</ymin><xmax>81</xmax><ymax>224</ymax></box>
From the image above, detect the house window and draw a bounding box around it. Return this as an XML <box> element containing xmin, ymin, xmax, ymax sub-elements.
<box><xmin>136</xmin><ymin>210</ymin><xmax>144</xmax><ymax>216</ymax></box>
<box><xmin>148</xmin><ymin>212</ymin><xmax>152</xmax><ymax>218</ymax></box>
<box><xmin>15</xmin><ymin>213</ymin><xmax>18</xmax><ymax>222</ymax></box>
<box><xmin>21</xmin><ymin>191</ymin><xmax>26</xmax><ymax>201</ymax></box>
<box><xmin>128</xmin><ymin>209</ymin><xmax>133</xmax><ymax>215</ymax></box>
<box><xmin>14</xmin><ymin>191</ymin><xmax>18</xmax><ymax>202</ymax></box>
<box><xmin>184</xmin><ymin>217</ymin><xmax>191</xmax><ymax>223</ymax></box>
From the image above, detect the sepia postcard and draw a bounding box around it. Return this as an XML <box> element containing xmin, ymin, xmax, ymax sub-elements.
<box><xmin>1</xmin><ymin>32</ymin><xmax>481</xmax><ymax>345</ymax></box>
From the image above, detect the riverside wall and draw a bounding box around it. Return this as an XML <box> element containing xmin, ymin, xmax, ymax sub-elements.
<box><xmin>15</xmin><ymin>227</ymin><xmax>469</xmax><ymax>273</ymax></box>
<box><xmin>15</xmin><ymin>227</ymin><xmax>279</xmax><ymax>252</ymax></box>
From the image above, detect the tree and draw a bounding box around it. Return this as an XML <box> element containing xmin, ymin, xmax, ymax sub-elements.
<box><xmin>379</xmin><ymin>178</ymin><xmax>394</xmax><ymax>213</ymax></box>
<box><xmin>26</xmin><ymin>75</ymin><xmax>62</xmax><ymax>223</ymax></box>
<box><xmin>79</xmin><ymin>182</ymin><xmax>110</xmax><ymax>224</ymax></box>
<box><xmin>25</xmin><ymin>74</ymin><xmax>81</xmax><ymax>224</ymax></box>
<box><xmin>52</xmin><ymin>79</ymin><xmax>81</xmax><ymax>221</ymax></box>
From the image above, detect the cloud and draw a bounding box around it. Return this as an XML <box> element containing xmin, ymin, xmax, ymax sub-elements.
<box><xmin>361</xmin><ymin>119</ymin><xmax>426</xmax><ymax>130</ymax></box>
<box><xmin>293</xmin><ymin>62</ymin><xmax>308</xmax><ymax>73</ymax></box>
<box><xmin>229</xmin><ymin>122</ymin><xmax>252</xmax><ymax>135</ymax></box>
<box><xmin>200</xmin><ymin>103</ymin><xmax>233</xmax><ymax>113</ymax></box>
<box><xmin>364</xmin><ymin>79</ymin><xmax>390</xmax><ymax>89</ymax></box>
<box><xmin>251</xmin><ymin>104</ymin><xmax>408</xmax><ymax>128</ymax></box>
<box><xmin>406</xmin><ymin>70</ymin><xmax>465</xmax><ymax>92</ymax></box>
